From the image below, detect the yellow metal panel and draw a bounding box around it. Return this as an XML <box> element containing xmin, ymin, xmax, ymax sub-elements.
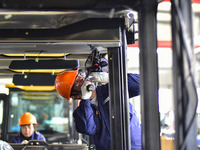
<box><xmin>10</xmin><ymin>69</ymin><xmax>67</xmax><ymax>73</ymax></box>
<box><xmin>3</xmin><ymin>53</ymin><xmax>68</xmax><ymax>57</ymax></box>
<box><xmin>6</xmin><ymin>84</ymin><xmax>55</xmax><ymax>91</ymax></box>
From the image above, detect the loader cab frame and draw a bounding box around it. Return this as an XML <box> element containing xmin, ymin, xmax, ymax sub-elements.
<box><xmin>0</xmin><ymin>0</ymin><xmax>198</xmax><ymax>150</ymax></box>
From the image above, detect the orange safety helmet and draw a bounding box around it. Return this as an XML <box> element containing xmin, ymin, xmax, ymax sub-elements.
<box><xmin>55</xmin><ymin>70</ymin><xmax>78</xmax><ymax>100</ymax></box>
<box><xmin>19</xmin><ymin>112</ymin><xmax>38</xmax><ymax>126</ymax></box>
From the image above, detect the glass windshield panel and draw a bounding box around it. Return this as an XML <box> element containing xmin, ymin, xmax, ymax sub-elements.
<box><xmin>8</xmin><ymin>90</ymin><xmax>70</xmax><ymax>135</ymax></box>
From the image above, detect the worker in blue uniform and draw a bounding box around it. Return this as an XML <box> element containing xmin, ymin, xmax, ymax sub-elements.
<box><xmin>55</xmin><ymin>70</ymin><xmax>142</xmax><ymax>150</ymax></box>
<box><xmin>11</xmin><ymin>112</ymin><xmax>46</xmax><ymax>144</ymax></box>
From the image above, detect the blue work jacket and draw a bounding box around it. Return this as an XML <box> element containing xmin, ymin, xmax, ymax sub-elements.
<box><xmin>73</xmin><ymin>73</ymin><xmax>141</xmax><ymax>150</ymax></box>
<box><xmin>11</xmin><ymin>131</ymin><xmax>46</xmax><ymax>143</ymax></box>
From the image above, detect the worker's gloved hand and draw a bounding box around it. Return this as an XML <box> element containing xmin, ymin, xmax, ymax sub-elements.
<box><xmin>21</xmin><ymin>140</ymin><xmax>28</xmax><ymax>144</ymax></box>
<box><xmin>81</xmin><ymin>80</ymin><xmax>93</xmax><ymax>100</ymax></box>
<box><xmin>88</xmin><ymin>72</ymin><xmax>109</xmax><ymax>83</ymax></box>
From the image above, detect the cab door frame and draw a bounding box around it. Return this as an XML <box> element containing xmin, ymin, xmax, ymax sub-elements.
<box><xmin>0</xmin><ymin>94</ymin><xmax>9</xmax><ymax>141</ymax></box>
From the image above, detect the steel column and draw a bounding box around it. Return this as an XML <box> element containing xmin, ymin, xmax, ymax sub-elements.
<box><xmin>108</xmin><ymin>21</ymin><xmax>130</xmax><ymax>149</ymax></box>
<box><xmin>121</xmin><ymin>20</ymin><xmax>131</xmax><ymax>150</ymax></box>
<box><xmin>138</xmin><ymin>1</ymin><xmax>161</xmax><ymax>150</ymax></box>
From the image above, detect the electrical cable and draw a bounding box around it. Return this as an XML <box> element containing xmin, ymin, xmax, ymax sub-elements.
<box><xmin>172</xmin><ymin>2</ymin><xmax>198</xmax><ymax>150</ymax></box>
